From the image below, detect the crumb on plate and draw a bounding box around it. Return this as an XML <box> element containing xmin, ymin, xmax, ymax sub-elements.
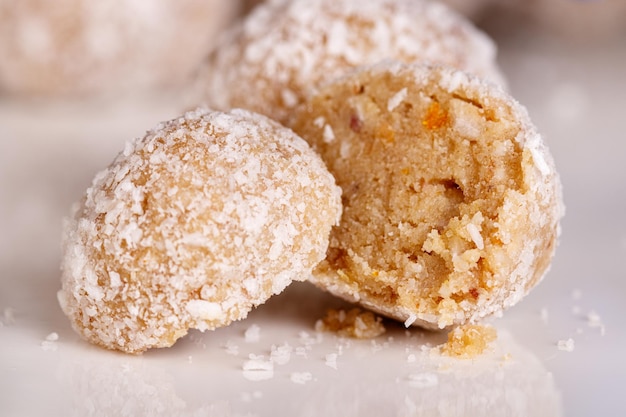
<box><xmin>439</xmin><ymin>324</ymin><xmax>497</xmax><ymax>358</ymax></box>
<box><xmin>315</xmin><ymin>308</ymin><xmax>385</xmax><ymax>339</ymax></box>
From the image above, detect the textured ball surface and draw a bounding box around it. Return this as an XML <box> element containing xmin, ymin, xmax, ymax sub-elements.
<box><xmin>59</xmin><ymin>108</ymin><xmax>342</xmax><ymax>353</ymax></box>
<box><xmin>198</xmin><ymin>0</ymin><xmax>506</xmax><ymax>125</ymax></box>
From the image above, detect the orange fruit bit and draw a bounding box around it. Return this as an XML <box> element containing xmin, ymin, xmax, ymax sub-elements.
<box><xmin>422</xmin><ymin>101</ymin><xmax>448</xmax><ymax>130</ymax></box>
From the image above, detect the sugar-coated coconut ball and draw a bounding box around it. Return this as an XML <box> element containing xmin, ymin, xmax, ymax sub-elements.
<box><xmin>58</xmin><ymin>108</ymin><xmax>342</xmax><ymax>353</ymax></box>
<box><xmin>198</xmin><ymin>0</ymin><xmax>506</xmax><ymax>125</ymax></box>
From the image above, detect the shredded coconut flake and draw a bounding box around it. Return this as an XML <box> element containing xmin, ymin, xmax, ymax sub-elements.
<box><xmin>466</xmin><ymin>223</ymin><xmax>484</xmax><ymax>250</ymax></box>
<box><xmin>185</xmin><ymin>300</ymin><xmax>223</xmax><ymax>321</ymax></box>
<box><xmin>222</xmin><ymin>340</ymin><xmax>239</xmax><ymax>356</ymax></box>
<box><xmin>295</xmin><ymin>346</ymin><xmax>308</xmax><ymax>358</ymax></box>
<box><xmin>324</xmin><ymin>353</ymin><xmax>338</xmax><ymax>370</ymax></box>
<box><xmin>243</xmin><ymin>354</ymin><xmax>274</xmax><ymax>371</ymax></box>
<box><xmin>244</xmin><ymin>324</ymin><xmax>261</xmax><ymax>343</ymax></box>
<box><xmin>313</xmin><ymin>116</ymin><xmax>326</xmax><ymax>128</ymax></box>
<box><xmin>243</xmin><ymin>355</ymin><xmax>274</xmax><ymax>381</ymax></box>
<box><xmin>46</xmin><ymin>332</ymin><xmax>59</xmax><ymax>342</ymax></box>
<box><xmin>530</xmin><ymin>144</ymin><xmax>550</xmax><ymax>176</ymax></box>
<box><xmin>323</xmin><ymin>124</ymin><xmax>335</xmax><ymax>143</ymax></box>
<box><xmin>557</xmin><ymin>338</ymin><xmax>575</xmax><ymax>352</ymax></box>
<box><xmin>387</xmin><ymin>87</ymin><xmax>408</xmax><ymax>112</ymax></box>
<box><xmin>290</xmin><ymin>372</ymin><xmax>313</xmax><ymax>384</ymax></box>
<box><xmin>587</xmin><ymin>310</ymin><xmax>606</xmax><ymax>335</ymax></box>
<box><xmin>587</xmin><ymin>310</ymin><xmax>601</xmax><ymax>326</ymax></box>
<box><xmin>407</xmin><ymin>373</ymin><xmax>438</xmax><ymax>389</ymax></box>
<box><xmin>270</xmin><ymin>343</ymin><xmax>293</xmax><ymax>365</ymax></box>
<box><xmin>404</xmin><ymin>314</ymin><xmax>418</xmax><ymax>328</ymax></box>
<box><xmin>41</xmin><ymin>332</ymin><xmax>59</xmax><ymax>352</ymax></box>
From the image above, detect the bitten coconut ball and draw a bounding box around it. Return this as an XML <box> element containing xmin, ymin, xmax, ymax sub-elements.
<box><xmin>197</xmin><ymin>0</ymin><xmax>506</xmax><ymax>125</ymax></box>
<box><xmin>58</xmin><ymin>108</ymin><xmax>342</xmax><ymax>353</ymax></box>
<box><xmin>0</xmin><ymin>0</ymin><xmax>241</xmax><ymax>96</ymax></box>
<box><xmin>291</xmin><ymin>62</ymin><xmax>563</xmax><ymax>329</ymax></box>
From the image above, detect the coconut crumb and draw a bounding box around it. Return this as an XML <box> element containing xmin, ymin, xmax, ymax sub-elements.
<box><xmin>540</xmin><ymin>307</ymin><xmax>549</xmax><ymax>324</ymax></box>
<box><xmin>587</xmin><ymin>310</ymin><xmax>602</xmax><ymax>326</ymax></box>
<box><xmin>242</xmin><ymin>354</ymin><xmax>274</xmax><ymax>381</ymax></box>
<box><xmin>41</xmin><ymin>332</ymin><xmax>59</xmax><ymax>352</ymax></box>
<box><xmin>298</xmin><ymin>330</ymin><xmax>322</xmax><ymax>347</ymax></box>
<box><xmin>587</xmin><ymin>310</ymin><xmax>606</xmax><ymax>335</ymax></box>
<box><xmin>407</xmin><ymin>372</ymin><xmax>438</xmax><ymax>388</ymax></box>
<box><xmin>439</xmin><ymin>324</ymin><xmax>497</xmax><ymax>358</ymax></box>
<box><xmin>370</xmin><ymin>339</ymin><xmax>384</xmax><ymax>353</ymax></box>
<box><xmin>270</xmin><ymin>343</ymin><xmax>293</xmax><ymax>365</ymax></box>
<box><xmin>295</xmin><ymin>346</ymin><xmax>308</xmax><ymax>358</ymax></box>
<box><xmin>244</xmin><ymin>324</ymin><xmax>261</xmax><ymax>343</ymax></box>
<box><xmin>222</xmin><ymin>340</ymin><xmax>239</xmax><ymax>356</ymax></box>
<box><xmin>324</xmin><ymin>353</ymin><xmax>338</xmax><ymax>370</ymax></box>
<box><xmin>243</xmin><ymin>354</ymin><xmax>273</xmax><ymax>371</ymax></box>
<box><xmin>571</xmin><ymin>289</ymin><xmax>582</xmax><ymax>300</ymax></box>
<box><xmin>557</xmin><ymin>338</ymin><xmax>575</xmax><ymax>352</ymax></box>
<box><xmin>315</xmin><ymin>308</ymin><xmax>385</xmax><ymax>339</ymax></box>
<box><xmin>290</xmin><ymin>372</ymin><xmax>313</xmax><ymax>384</ymax></box>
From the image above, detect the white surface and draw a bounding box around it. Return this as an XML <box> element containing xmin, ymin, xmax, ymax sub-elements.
<box><xmin>1</xmin><ymin>11</ymin><xmax>626</xmax><ymax>417</ymax></box>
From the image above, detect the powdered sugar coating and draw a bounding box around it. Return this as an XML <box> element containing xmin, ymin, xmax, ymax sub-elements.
<box><xmin>291</xmin><ymin>62</ymin><xmax>564</xmax><ymax>329</ymax></box>
<box><xmin>58</xmin><ymin>108</ymin><xmax>342</xmax><ymax>353</ymax></box>
<box><xmin>0</xmin><ymin>0</ymin><xmax>241</xmax><ymax>95</ymax></box>
<box><xmin>198</xmin><ymin>0</ymin><xmax>506</xmax><ymax>125</ymax></box>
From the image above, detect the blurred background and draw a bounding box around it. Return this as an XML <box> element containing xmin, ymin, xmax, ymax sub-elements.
<box><xmin>1</xmin><ymin>1</ymin><xmax>625</xmax><ymax>416</ymax></box>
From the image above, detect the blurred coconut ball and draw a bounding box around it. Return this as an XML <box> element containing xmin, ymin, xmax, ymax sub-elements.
<box><xmin>0</xmin><ymin>0</ymin><xmax>242</xmax><ymax>96</ymax></box>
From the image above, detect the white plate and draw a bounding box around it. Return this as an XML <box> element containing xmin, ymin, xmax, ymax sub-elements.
<box><xmin>1</xmin><ymin>9</ymin><xmax>625</xmax><ymax>417</ymax></box>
